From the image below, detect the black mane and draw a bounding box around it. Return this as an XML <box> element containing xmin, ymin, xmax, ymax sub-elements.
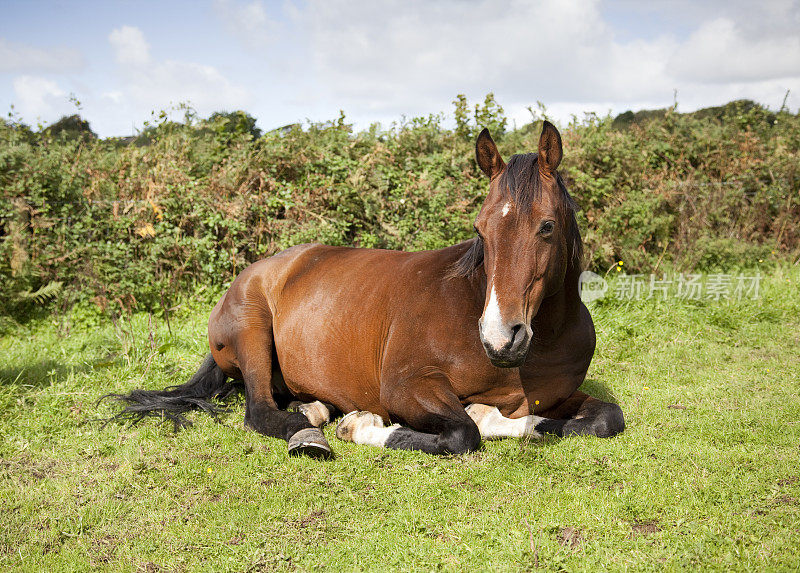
<box><xmin>449</xmin><ymin>153</ymin><xmax>583</xmax><ymax>279</ymax></box>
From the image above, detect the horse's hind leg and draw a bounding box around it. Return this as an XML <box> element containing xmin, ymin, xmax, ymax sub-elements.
<box><xmin>336</xmin><ymin>374</ymin><xmax>481</xmax><ymax>455</ymax></box>
<box><xmin>232</xmin><ymin>328</ymin><xmax>334</xmax><ymax>459</ymax></box>
<box><xmin>287</xmin><ymin>400</ymin><xmax>337</xmax><ymax>427</ymax></box>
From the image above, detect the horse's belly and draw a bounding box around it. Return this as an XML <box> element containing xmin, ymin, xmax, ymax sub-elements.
<box><xmin>271</xmin><ymin>307</ymin><xmax>386</xmax><ymax>417</ymax></box>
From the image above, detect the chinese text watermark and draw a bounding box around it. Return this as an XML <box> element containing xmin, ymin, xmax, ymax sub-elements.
<box><xmin>579</xmin><ymin>272</ymin><xmax>762</xmax><ymax>303</ymax></box>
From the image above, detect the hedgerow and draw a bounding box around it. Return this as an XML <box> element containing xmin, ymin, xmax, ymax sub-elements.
<box><xmin>1</xmin><ymin>97</ymin><xmax>797</xmax><ymax>322</ymax></box>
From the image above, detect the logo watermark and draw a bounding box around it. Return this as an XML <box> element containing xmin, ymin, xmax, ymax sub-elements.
<box><xmin>579</xmin><ymin>272</ymin><xmax>762</xmax><ymax>303</ymax></box>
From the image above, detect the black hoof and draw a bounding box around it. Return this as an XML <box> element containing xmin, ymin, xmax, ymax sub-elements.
<box><xmin>287</xmin><ymin>428</ymin><xmax>335</xmax><ymax>460</ymax></box>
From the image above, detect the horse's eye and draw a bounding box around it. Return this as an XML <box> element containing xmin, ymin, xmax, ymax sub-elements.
<box><xmin>539</xmin><ymin>220</ymin><xmax>555</xmax><ymax>236</ymax></box>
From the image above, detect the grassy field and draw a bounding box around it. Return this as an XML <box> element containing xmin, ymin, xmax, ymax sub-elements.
<box><xmin>1</xmin><ymin>266</ymin><xmax>799</xmax><ymax>572</ymax></box>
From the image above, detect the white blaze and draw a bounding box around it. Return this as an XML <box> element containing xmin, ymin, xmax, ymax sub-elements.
<box><xmin>482</xmin><ymin>279</ymin><xmax>508</xmax><ymax>350</ymax></box>
<box><xmin>502</xmin><ymin>201</ymin><xmax>512</xmax><ymax>216</ymax></box>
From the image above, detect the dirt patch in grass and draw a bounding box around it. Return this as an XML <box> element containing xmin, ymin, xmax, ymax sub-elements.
<box><xmin>751</xmin><ymin>494</ymin><xmax>798</xmax><ymax>516</ymax></box>
<box><xmin>287</xmin><ymin>509</ymin><xmax>325</xmax><ymax>531</ymax></box>
<box><xmin>630</xmin><ymin>520</ymin><xmax>661</xmax><ymax>537</ymax></box>
<box><xmin>89</xmin><ymin>535</ymin><xmax>119</xmax><ymax>567</ymax></box>
<box><xmin>0</xmin><ymin>456</ymin><xmax>61</xmax><ymax>484</ymax></box>
<box><xmin>247</xmin><ymin>553</ymin><xmax>297</xmax><ymax>573</ymax></box>
<box><xmin>558</xmin><ymin>526</ymin><xmax>584</xmax><ymax>549</ymax></box>
<box><xmin>452</xmin><ymin>479</ymin><xmax>485</xmax><ymax>492</ymax></box>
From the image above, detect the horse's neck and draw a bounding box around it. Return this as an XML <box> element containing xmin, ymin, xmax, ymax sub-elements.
<box><xmin>532</xmin><ymin>260</ymin><xmax>583</xmax><ymax>341</ymax></box>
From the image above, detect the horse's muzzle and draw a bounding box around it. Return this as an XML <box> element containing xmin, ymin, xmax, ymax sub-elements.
<box><xmin>479</xmin><ymin>321</ymin><xmax>531</xmax><ymax>368</ymax></box>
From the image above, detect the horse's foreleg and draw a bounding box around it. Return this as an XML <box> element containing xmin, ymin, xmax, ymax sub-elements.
<box><xmin>465</xmin><ymin>394</ymin><xmax>625</xmax><ymax>440</ymax></box>
<box><xmin>335</xmin><ymin>411</ymin><xmax>402</xmax><ymax>447</ymax></box>
<box><xmin>336</xmin><ymin>411</ymin><xmax>480</xmax><ymax>455</ymax></box>
<box><xmin>336</xmin><ymin>374</ymin><xmax>481</xmax><ymax>455</ymax></box>
<box><xmin>465</xmin><ymin>404</ymin><xmax>548</xmax><ymax>439</ymax></box>
<box><xmin>535</xmin><ymin>390</ymin><xmax>625</xmax><ymax>438</ymax></box>
<box><xmin>235</xmin><ymin>329</ymin><xmax>334</xmax><ymax>459</ymax></box>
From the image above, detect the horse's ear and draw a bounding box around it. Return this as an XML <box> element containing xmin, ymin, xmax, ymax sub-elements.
<box><xmin>538</xmin><ymin>120</ymin><xmax>563</xmax><ymax>176</ymax></box>
<box><xmin>476</xmin><ymin>128</ymin><xmax>505</xmax><ymax>178</ymax></box>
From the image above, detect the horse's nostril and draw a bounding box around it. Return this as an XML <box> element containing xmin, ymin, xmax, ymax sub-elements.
<box><xmin>510</xmin><ymin>323</ymin><xmax>526</xmax><ymax>346</ymax></box>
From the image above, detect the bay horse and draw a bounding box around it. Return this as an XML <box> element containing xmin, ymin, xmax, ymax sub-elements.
<box><xmin>109</xmin><ymin>122</ymin><xmax>624</xmax><ymax>458</ymax></box>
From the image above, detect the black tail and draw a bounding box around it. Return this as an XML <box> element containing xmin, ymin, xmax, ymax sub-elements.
<box><xmin>102</xmin><ymin>354</ymin><xmax>242</xmax><ymax>430</ymax></box>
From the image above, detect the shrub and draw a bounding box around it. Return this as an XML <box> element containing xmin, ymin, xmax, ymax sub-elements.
<box><xmin>0</xmin><ymin>98</ymin><xmax>797</xmax><ymax>321</ymax></box>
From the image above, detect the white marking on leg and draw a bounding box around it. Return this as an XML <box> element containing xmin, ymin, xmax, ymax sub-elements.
<box><xmin>466</xmin><ymin>404</ymin><xmax>543</xmax><ymax>439</ymax></box>
<box><xmin>502</xmin><ymin>201</ymin><xmax>512</xmax><ymax>217</ymax></box>
<box><xmin>482</xmin><ymin>277</ymin><xmax>508</xmax><ymax>350</ymax></box>
<box><xmin>335</xmin><ymin>411</ymin><xmax>401</xmax><ymax>448</ymax></box>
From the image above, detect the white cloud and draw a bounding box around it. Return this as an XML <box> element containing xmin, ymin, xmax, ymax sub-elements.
<box><xmin>213</xmin><ymin>0</ymin><xmax>276</xmax><ymax>49</ymax></box>
<box><xmin>108</xmin><ymin>26</ymin><xmax>151</xmax><ymax>67</ymax></box>
<box><xmin>11</xmin><ymin>76</ymin><xmax>72</xmax><ymax>120</ymax></box>
<box><xmin>284</xmin><ymin>0</ymin><xmax>678</xmax><ymax>116</ymax></box>
<box><xmin>106</xmin><ymin>26</ymin><xmax>251</xmax><ymax>125</ymax></box>
<box><xmin>0</xmin><ymin>39</ymin><xmax>84</xmax><ymax>73</ymax></box>
<box><xmin>668</xmin><ymin>18</ymin><xmax>800</xmax><ymax>84</ymax></box>
<box><xmin>101</xmin><ymin>91</ymin><xmax>124</xmax><ymax>104</ymax></box>
<box><xmin>269</xmin><ymin>0</ymin><xmax>800</xmax><ymax>124</ymax></box>
<box><xmin>126</xmin><ymin>60</ymin><xmax>250</xmax><ymax>112</ymax></box>
<box><xmin>182</xmin><ymin>0</ymin><xmax>796</xmax><ymax>130</ymax></box>
<box><xmin>6</xmin><ymin>2</ymin><xmax>799</xmax><ymax>137</ymax></box>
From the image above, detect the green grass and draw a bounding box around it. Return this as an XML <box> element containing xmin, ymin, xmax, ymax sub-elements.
<box><xmin>2</xmin><ymin>267</ymin><xmax>799</xmax><ymax>572</ymax></box>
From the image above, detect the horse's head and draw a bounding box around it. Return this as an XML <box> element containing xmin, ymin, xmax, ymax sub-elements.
<box><xmin>470</xmin><ymin>122</ymin><xmax>580</xmax><ymax>368</ymax></box>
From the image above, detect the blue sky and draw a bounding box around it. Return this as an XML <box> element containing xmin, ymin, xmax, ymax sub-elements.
<box><xmin>2</xmin><ymin>0</ymin><xmax>799</xmax><ymax>137</ymax></box>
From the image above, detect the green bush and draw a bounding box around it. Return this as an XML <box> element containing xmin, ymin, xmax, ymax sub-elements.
<box><xmin>1</xmin><ymin>97</ymin><xmax>798</xmax><ymax>321</ymax></box>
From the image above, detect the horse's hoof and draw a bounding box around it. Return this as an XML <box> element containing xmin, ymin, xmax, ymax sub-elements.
<box><xmin>287</xmin><ymin>400</ymin><xmax>333</xmax><ymax>427</ymax></box>
<box><xmin>287</xmin><ymin>428</ymin><xmax>334</xmax><ymax>460</ymax></box>
<box><xmin>335</xmin><ymin>410</ymin><xmax>384</xmax><ymax>442</ymax></box>
<box><xmin>465</xmin><ymin>403</ymin><xmax>497</xmax><ymax>423</ymax></box>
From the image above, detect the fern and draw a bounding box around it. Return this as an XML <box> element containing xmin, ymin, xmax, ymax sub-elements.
<box><xmin>16</xmin><ymin>281</ymin><xmax>63</xmax><ymax>305</ymax></box>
